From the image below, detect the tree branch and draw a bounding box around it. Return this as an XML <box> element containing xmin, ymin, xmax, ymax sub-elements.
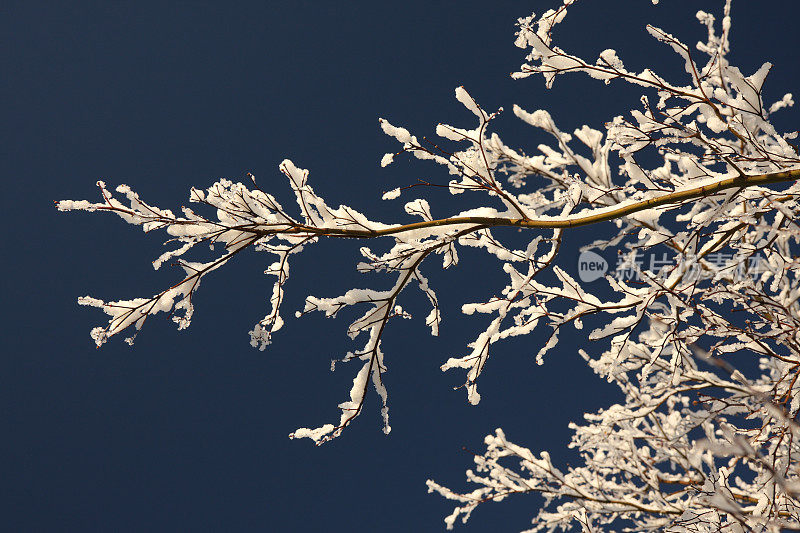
<box><xmin>265</xmin><ymin>168</ymin><xmax>800</xmax><ymax>239</ymax></box>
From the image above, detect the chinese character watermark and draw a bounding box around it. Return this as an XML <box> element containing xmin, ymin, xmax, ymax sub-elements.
<box><xmin>577</xmin><ymin>250</ymin><xmax>770</xmax><ymax>283</ymax></box>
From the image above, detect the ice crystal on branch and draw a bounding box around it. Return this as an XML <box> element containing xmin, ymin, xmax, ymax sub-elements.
<box><xmin>61</xmin><ymin>0</ymin><xmax>800</xmax><ymax>530</ymax></box>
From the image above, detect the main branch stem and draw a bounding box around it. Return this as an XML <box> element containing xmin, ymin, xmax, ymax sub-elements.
<box><xmin>266</xmin><ymin>168</ymin><xmax>799</xmax><ymax>239</ymax></box>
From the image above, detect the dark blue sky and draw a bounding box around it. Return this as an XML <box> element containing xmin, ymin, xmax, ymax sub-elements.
<box><xmin>4</xmin><ymin>1</ymin><xmax>799</xmax><ymax>531</ymax></box>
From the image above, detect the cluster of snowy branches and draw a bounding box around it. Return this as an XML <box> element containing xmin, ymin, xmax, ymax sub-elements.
<box><xmin>60</xmin><ymin>0</ymin><xmax>800</xmax><ymax>530</ymax></box>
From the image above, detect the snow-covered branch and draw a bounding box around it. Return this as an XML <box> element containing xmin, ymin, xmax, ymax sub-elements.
<box><xmin>60</xmin><ymin>0</ymin><xmax>800</xmax><ymax>529</ymax></box>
